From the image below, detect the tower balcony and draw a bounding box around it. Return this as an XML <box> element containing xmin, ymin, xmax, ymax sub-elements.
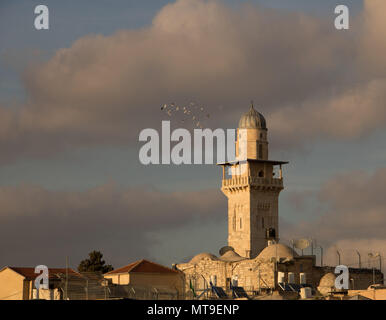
<box><xmin>221</xmin><ymin>176</ymin><xmax>283</xmax><ymax>191</ymax></box>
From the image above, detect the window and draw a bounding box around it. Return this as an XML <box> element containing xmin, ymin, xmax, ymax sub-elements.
<box><xmin>262</xmin><ymin>217</ymin><xmax>264</xmax><ymax>229</ymax></box>
<box><xmin>232</xmin><ymin>215</ymin><xmax>236</xmax><ymax>231</ymax></box>
<box><xmin>259</xmin><ymin>144</ymin><xmax>263</xmax><ymax>159</ymax></box>
<box><xmin>258</xmin><ymin>170</ymin><xmax>264</xmax><ymax>177</ymax></box>
<box><xmin>239</xmin><ymin>217</ymin><xmax>242</xmax><ymax>229</ymax></box>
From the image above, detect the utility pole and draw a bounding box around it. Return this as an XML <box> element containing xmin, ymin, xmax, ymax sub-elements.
<box><xmin>318</xmin><ymin>246</ymin><xmax>323</xmax><ymax>267</ymax></box>
<box><xmin>86</xmin><ymin>279</ymin><xmax>89</xmax><ymax>300</ymax></box>
<box><xmin>65</xmin><ymin>256</ymin><xmax>69</xmax><ymax>300</ymax></box>
<box><xmin>373</xmin><ymin>267</ymin><xmax>375</xmax><ymax>285</ymax></box>
<box><xmin>379</xmin><ymin>255</ymin><xmax>382</xmax><ymax>272</ymax></box>
<box><xmin>374</xmin><ymin>253</ymin><xmax>382</xmax><ymax>272</ymax></box>
<box><xmin>356</xmin><ymin>251</ymin><xmax>361</xmax><ymax>268</ymax></box>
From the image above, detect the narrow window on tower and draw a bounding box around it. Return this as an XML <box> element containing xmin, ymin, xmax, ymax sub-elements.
<box><xmin>262</xmin><ymin>217</ymin><xmax>264</xmax><ymax>229</ymax></box>
<box><xmin>233</xmin><ymin>214</ymin><xmax>236</xmax><ymax>231</ymax></box>
<box><xmin>239</xmin><ymin>217</ymin><xmax>242</xmax><ymax>230</ymax></box>
<box><xmin>259</xmin><ymin>144</ymin><xmax>263</xmax><ymax>159</ymax></box>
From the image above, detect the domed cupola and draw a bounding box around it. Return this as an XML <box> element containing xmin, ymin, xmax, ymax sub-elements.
<box><xmin>238</xmin><ymin>103</ymin><xmax>267</xmax><ymax>129</ymax></box>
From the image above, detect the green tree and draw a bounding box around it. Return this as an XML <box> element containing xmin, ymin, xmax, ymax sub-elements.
<box><xmin>78</xmin><ymin>250</ymin><xmax>113</xmax><ymax>273</ymax></box>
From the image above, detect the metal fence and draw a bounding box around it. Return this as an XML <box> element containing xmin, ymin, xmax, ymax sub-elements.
<box><xmin>47</xmin><ymin>272</ymin><xmax>182</xmax><ymax>300</ymax></box>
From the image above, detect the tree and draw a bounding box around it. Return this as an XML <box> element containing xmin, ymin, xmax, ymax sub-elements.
<box><xmin>78</xmin><ymin>250</ymin><xmax>113</xmax><ymax>273</ymax></box>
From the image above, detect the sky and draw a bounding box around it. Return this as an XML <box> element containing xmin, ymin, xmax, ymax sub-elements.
<box><xmin>0</xmin><ymin>0</ymin><xmax>386</xmax><ymax>275</ymax></box>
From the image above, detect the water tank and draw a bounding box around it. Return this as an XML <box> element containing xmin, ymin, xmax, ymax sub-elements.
<box><xmin>288</xmin><ymin>272</ymin><xmax>295</xmax><ymax>284</ymax></box>
<box><xmin>300</xmin><ymin>287</ymin><xmax>312</xmax><ymax>299</ymax></box>
<box><xmin>300</xmin><ymin>273</ymin><xmax>307</xmax><ymax>284</ymax></box>
<box><xmin>278</xmin><ymin>272</ymin><xmax>285</xmax><ymax>283</ymax></box>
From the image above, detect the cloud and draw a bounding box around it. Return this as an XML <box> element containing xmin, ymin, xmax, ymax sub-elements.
<box><xmin>2</xmin><ymin>0</ymin><xmax>384</xmax><ymax>164</ymax></box>
<box><xmin>281</xmin><ymin>167</ymin><xmax>386</xmax><ymax>274</ymax></box>
<box><xmin>270</xmin><ymin>0</ymin><xmax>386</xmax><ymax>148</ymax></box>
<box><xmin>269</xmin><ymin>78</ymin><xmax>386</xmax><ymax>147</ymax></box>
<box><xmin>283</xmin><ymin>167</ymin><xmax>386</xmax><ymax>241</ymax></box>
<box><xmin>360</xmin><ymin>0</ymin><xmax>386</xmax><ymax>74</ymax></box>
<box><xmin>0</xmin><ymin>182</ymin><xmax>225</xmax><ymax>268</ymax></box>
<box><xmin>1</xmin><ymin>0</ymin><xmax>386</xmax><ymax>272</ymax></box>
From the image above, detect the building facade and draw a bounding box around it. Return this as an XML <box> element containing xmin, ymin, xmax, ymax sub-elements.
<box><xmin>104</xmin><ymin>259</ymin><xmax>185</xmax><ymax>299</ymax></box>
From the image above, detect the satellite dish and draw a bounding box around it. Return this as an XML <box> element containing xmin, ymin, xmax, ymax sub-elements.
<box><xmin>293</xmin><ymin>238</ymin><xmax>311</xmax><ymax>250</ymax></box>
<box><xmin>219</xmin><ymin>246</ymin><xmax>234</xmax><ymax>256</ymax></box>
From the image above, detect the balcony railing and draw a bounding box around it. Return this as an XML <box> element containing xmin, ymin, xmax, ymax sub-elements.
<box><xmin>222</xmin><ymin>176</ymin><xmax>283</xmax><ymax>188</ymax></box>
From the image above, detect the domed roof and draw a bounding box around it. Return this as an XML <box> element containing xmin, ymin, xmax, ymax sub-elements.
<box><xmin>319</xmin><ymin>273</ymin><xmax>336</xmax><ymax>287</ymax></box>
<box><xmin>219</xmin><ymin>250</ymin><xmax>246</xmax><ymax>262</ymax></box>
<box><xmin>189</xmin><ymin>253</ymin><xmax>218</xmax><ymax>264</ymax></box>
<box><xmin>238</xmin><ymin>104</ymin><xmax>267</xmax><ymax>129</ymax></box>
<box><xmin>257</xmin><ymin>243</ymin><xmax>299</xmax><ymax>260</ymax></box>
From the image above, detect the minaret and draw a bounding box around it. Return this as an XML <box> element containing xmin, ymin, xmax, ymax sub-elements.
<box><xmin>219</xmin><ymin>103</ymin><xmax>288</xmax><ymax>258</ymax></box>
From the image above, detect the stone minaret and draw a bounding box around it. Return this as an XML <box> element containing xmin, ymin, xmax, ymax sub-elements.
<box><xmin>219</xmin><ymin>104</ymin><xmax>288</xmax><ymax>258</ymax></box>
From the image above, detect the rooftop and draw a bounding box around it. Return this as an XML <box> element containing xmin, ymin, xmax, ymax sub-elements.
<box><xmin>2</xmin><ymin>266</ymin><xmax>80</xmax><ymax>280</ymax></box>
<box><xmin>104</xmin><ymin>259</ymin><xmax>179</xmax><ymax>275</ymax></box>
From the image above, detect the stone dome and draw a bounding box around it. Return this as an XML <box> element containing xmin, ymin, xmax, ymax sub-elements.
<box><xmin>189</xmin><ymin>253</ymin><xmax>218</xmax><ymax>264</ymax></box>
<box><xmin>318</xmin><ymin>273</ymin><xmax>336</xmax><ymax>288</ymax></box>
<box><xmin>257</xmin><ymin>243</ymin><xmax>299</xmax><ymax>260</ymax></box>
<box><xmin>238</xmin><ymin>104</ymin><xmax>267</xmax><ymax>129</ymax></box>
<box><xmin>219</xmin><ymin>250</ymin><xmax>246</xmax><ymax>262</ymax></box>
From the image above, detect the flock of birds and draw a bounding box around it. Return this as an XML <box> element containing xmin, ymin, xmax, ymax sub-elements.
<box><xmin>161</xmin><ymin>102</ymin><xmax>211</xmax><ymax>129</ymax></box>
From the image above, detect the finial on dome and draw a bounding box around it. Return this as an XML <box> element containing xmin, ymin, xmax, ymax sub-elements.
<box><xmin>250</xmin><ymin>100</ymin><xmax>254</xmax><ymax>110</ymax></box>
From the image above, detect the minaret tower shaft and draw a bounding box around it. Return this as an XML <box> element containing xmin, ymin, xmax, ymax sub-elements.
<box><xmin>219</xmin><ymin>104</ymin><xmax>288</xmax><ymax>258</ymax></box>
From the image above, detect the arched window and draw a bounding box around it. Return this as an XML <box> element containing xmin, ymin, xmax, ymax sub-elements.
<box><xmin>259</xmin><ymin>144</ymin><xmax>263</xmax><ymax>159</ymax></box>
<box><xmin>262</xmin><ymin>217</ymin><xmax>264</xmax><ymax>229</ymax></box>
<box><xmin>258</xmin><ymin>170</ymin><xmax>264</xmax><ymax>177</ymax></box>
<box><xmin>239</xmin><ymin>217</ymin><xmax>242</xmax><ymax>230</ymax></box>
<box><xmin>232</xmin><ymin>215</ymin><xmax>236</xmax><ymax>231</ymax></box>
